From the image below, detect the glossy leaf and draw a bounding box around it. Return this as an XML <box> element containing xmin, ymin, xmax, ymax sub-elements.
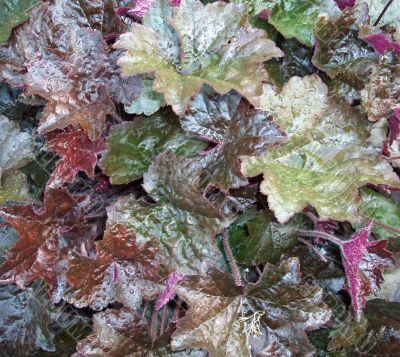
<box><xmin>181</xmin><ymin>90</ymin><xmax>286</xmax><ymax>190</ymax></box>
<box><xmin>0</xmin><ymin>188</ymin><xmax>96</xmax><ymax>302</ymax></box>
<box><xmin>100</xmin><ymin>110</ymin><xmax>207</xmax><ymax>184</ymax></box>
<box><xmin>44</xmin><ymin>127</ymin><xmax>105</xmax><ymax>188</ymax></box>
<box><xmin>0</xmin><ymin>0</ymin><xmax>39</xmax><ymax>44</ymax></box>
<box><xmin>115</xmin><ymin>0</ymin><xmax>283</xmax><ymax>115</ymax></box>
<box><xmin>312</xmin><ymin>4</ymin><xmax>379</xmax><ymax>88</ymax></box>
<box><xmin>0</xmin><ymin>114</ymin><xmax>33</xmax><ymax>181</ymax></box>
<box><xmin>107</xmin><ymin>152</ymin><xmax>232</xmax><ymax>274</ymax></box>
<box><xmin>241</xmin><ymin>75</ymin><xmax>399</xmax><ymax>223</ymax></box>
<box><xmin>341</xmin><ymin>221</ymin><xmax>395</xmax><ymax>319</ymax></box>
<box><xmin>66</xmin><ymin>223</ymin><xmax>162</xmax><ymax>310</ymax></box>
<box><xmin>172</xmin><ymin>258</ymin><xmax>331</xmax><ymax>356</ymax></box>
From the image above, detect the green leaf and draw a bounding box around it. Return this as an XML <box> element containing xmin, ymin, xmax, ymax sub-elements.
<box><xmin>0</xmin><ymin>170</ymin><xmax>30</xmax><ymax>204</ymax></box>
<box><xmin>267</xmin><ymin>0</ymin><xmax>340</xmax><ymax>47</ymax></box>
<box><xmin>229</xmin><ymin>210</ymin><xmax>298</xmax><ymax>265</ymax></box>
<box><xmin>181</xmin><ymin>90</ymin><xmax>286</xmax><ymax>190</ymax></box>
<box><xmin>100</xmin><ymin>109</ymin><xmax>207</xmax><ymax>184</ymax></box>
<box><xmin>124</xmin><ymin>78</ymin><xmax>166</xmax><ymax>116</ymax></box>
<box><xmin>172</xmin><ymin>258</ymin><xmax>331</xmax><ymax>356</ymax></box>
<box><xmin>115</xmin><ymin>0</ymin><xmax>283</xmax><ymax>115</ymax></box>
<box><xmin>241</xmin><ymin>75</ymin><xmax>399</xmax><ymax>223</ymax></box>
<box><xmin>0</xmin><ymin>0</ymin><xmax>39</xmax><ymax>44</ymax></box>
<box><xmin>312</xmin><ymin>4</ymin><xmax>379</xmax><ymax>88</ymax></box>
<box><xmin>357</xmin><ymin>188</ymin><xmax>400</xmax><ymax>239</ymax></box>
<box><xmin>107</xmin><ymin>152</ymin><xmax>233</xmax><ymax>274</ymax></box>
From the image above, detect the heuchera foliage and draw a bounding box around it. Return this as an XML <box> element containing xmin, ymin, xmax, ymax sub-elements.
<box><xmin>0</xmin><ymin>0</ymin><xmax>400</xmax><ymax>355</ymax></box>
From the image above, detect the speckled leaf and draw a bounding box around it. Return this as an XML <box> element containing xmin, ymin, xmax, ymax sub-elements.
<box><xmin>229</xmin><ymin>210</ymin><xmax>298</xmax><ymax>265</ymax></box>
<box><xmin>0</xmin><ymin>283</ymin><xmax>55</xmax><ymax>355</ymax></box>
<box><xmin>44</xmin><ymin>126</ymin><xmax>105</xmax><ymax>188</ymax></box>
<box><xmin>124</xmin><ymin>78</ymin><xmax>166</xmax><ymax>116</ymax></box>
<box><xmin>172</xmin><ymin>258</ymin><xmax>331</xmax><ymax>356</ymax></box>
<box><xmin>267</xmin><ymin>0</ymin><xmax>340</xmax><ymax>47</ymax></box>
<box><xmin>0</xmin><ymin>188</ymin><xmax>96</xmax><ymax>302</ymax></box>
<box><xmin>0</xmin><ymin>170</ymin><xmax>30</xmax><ymax>204</ymax></box>
<box><xmin>241</xmin><ymin>75</ymin><xmax>399</xmax><ymax>223</ymax></box>
<box><xmin>360</xmin><ymin>52</ymin><xmax>400</xmax><ymax>122</ymax></box>
<box><xmin>66</xmin><ymin>223</ymin><xmax>162</xmax><ymax>310</ymax></box>
<box><xmin>107</xmin><ymin>152</ymin><xmax>232</xmax><ymax>274</ymax></box>
<box><xmin>312</xmin><ymin>4</ymin><xmax>379</xmax><ymax>88</ymax></box>
<box><xmin>181</xmin><ymin>90</ymin><xmax>286</xmax><ymax>190</ymax></box>
<box><xmin>0</xmin><ymin>114</ymin><xmax>33</xmax><ymax>181</ymax></box>
<box><xmin>100</xmin><ymin>110</ymin><xmax>207</xmax><ymax>184</ymax></box>
<box><xmin>356</xmin><ymin>0</ymin><xmax>400</xmax><ymax>26</ymax></box>
<box><xmin>0</xmin><ymin>0</ymin><xmax>39</xmax><ymax>44</ymax></box>
<box><xmin>340</xmin><ymin>221</ymin><xmax>395</xmax><ymax>319</ymax></box>
<box><xmin>115</xmin><ymin>0</ymin><xmax>283</xmax><ymax>115</ymax></box>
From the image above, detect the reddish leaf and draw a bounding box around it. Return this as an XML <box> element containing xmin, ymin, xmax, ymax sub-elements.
<box><xmin>66</xmin><ymin>223</ymin><xmax>162</xmax><ymax>310</ymax></box>
<box><xmin>0</xmin><ymin>188</ymin><xmax>95</xmax><ymax>302</ymax></box>
<box><xmin>335</xmin><ymin>0</ymin><xmax>355</xmax><ymax>10</ymax></box>
<box><xmin>388</xmin><ymin>108</ymin><xmax>400</xmax><ymax>146</ymax></box>
<box><xmin>360</xmin><ymin>32</ymin><xmax>400</xmax><ymax>55</ymax></box>
<box><xmin>341</xmin><ymin>221</ymin><xmax>395</xmax><ymax>319</ymax></box>
<box><xmin>44</xmin><ymin>127</ymin><xmax>105</xmax><ymax>188</ymax></box>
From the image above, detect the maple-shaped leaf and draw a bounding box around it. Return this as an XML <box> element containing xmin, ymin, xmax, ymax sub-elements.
<box><xmin>171</xmin><ymin>257</ymin><xmax>331</xmax><ymax>356</ymax></box>
<box><xmin>0</xmin><ymin>0</ymin><xmax>39</xmax><ymax>44</ymax></box>
<box><xmin>228</xmin><ymin>209</ymin><xmax>299</xmax><ymax>266</ymax></box>
<box><xmin>360</xmin><ymin>52</ymin><xmax>399</xmax><ymax>122</ymax></box>
<box><xmin>66</xmin><ymin>223</ymin><xmax>162</xmax><ymax>311</ymax></box>
<box><xmin>44</xmin><ymin>126</ymin><xmax>105</xmax><ymax>188</ymax></box>
<box><xmin>180</xmin><ymin>90</ymin><xmax>286</xmax><ymax>190</ymax></box>
<box><xmin>241</xmin><ymin>75</ymin><xmax>400</xmax><ymax>223</ymax></box>
<box><xmin>312</xmin><ymin>4</ymin><xmax>379</xmax><ymax>88</ymax></box>
<box><xmin>74</xmin><ymin>306</ymin><xmax>207</xmax><ymax>357</ymax></box>
<box><xmin>107</xmin><ymin>151</ymin><xmax>232</xmax><ymax>274</ymax></box>
<box><xmin>267</xmin><ymin>0</ymin><xmax>340</xmax><ymax>47</ymax></box>
<box><xmin>115</xmin><ymin>0</ymin><xmax>283</xmax><ymax>115</ymax></box>
<box><xmin>355</xmin><ymin>0</ymin><xmax>399</xmax><ymax>26</ymax></box>
<box><xmin>100</xmin><ymin>109</ymin><xmax>206</xmax><ymax>184</ymax></box>
<box><xmin>340</xmin><ymin>221</ymin><xmax>395</xmax><ymax>320</ymax></box>
<box><xmin>0</xmin><ymin>283</ymin><xmax>55</xmax><ymax>355</ymax></box>
<box><xmin>0</xmin><ymin>114</ymin><xmax>33</xmax><ymax>181</ymax></box>
<box><xmin>0</xmin><ymin>188</ymin><xmax>96</xmax><ymax>302</ymax></box>
<box><xmin>0</xmin><ymin>170</ymin><xmax>30</xmax><ymax>204</ymax></box>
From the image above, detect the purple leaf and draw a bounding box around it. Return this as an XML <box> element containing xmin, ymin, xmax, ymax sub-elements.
<box><xmin>341</xmin><ymin>221</ymin><xmax>395</xmax><ymax>320</ymax></box>
<box><xmin>155</xmin><ymin>271</ymin><xmax>183</xmax><ymax>310</ymax></box>
<box><xmin>388</xmin><ymin>108</ymin><xmax>400</xmax><ymax>146</ymax></box>
<box><xmin>361</xmin><ymin>33</ymin><xmax>400</xmax><ymax>55</ymax></box>
<box><xmin>335</xmin><ymin>0</ymin><xmax>355</xmax><ymax>10</ymax></box>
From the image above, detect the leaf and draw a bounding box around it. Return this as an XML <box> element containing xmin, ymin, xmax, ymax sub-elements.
<box><xmin>360</xmin><ymin>52</ymin><xmax>400</xmax><ymax>122</ymax></box>
<box><xmin>0</xmin><ymin>0</ymin><xmax>39</xmax><ymax>44</ymax></box>
<box><xmin>0</xmin><ymin>283</ymin><xmax>55</xmax><ymax>355</ymax></box>
<box><xmin>356</xmin><ymin>0</ymin><xmax>400</xmax><ymax>26</ymax></box>
<box><xmin>359</xmin><ymin>29</ymin><xmax>400</xmax><ymax>55</ymax></box>
<box><xmin>74</xmin><ymin>306</ymin><xmax>207</xmax><ymax>356</ymax></box>
<box><xmin>0</xmin><ymin>114</ymin><xmax>33</xmax><ymax>181</ymax></box>
<box><xmin>0</xmin><ymin>170</ymin><xmax>30</xmax><ymax>204</ymax></box>
<box><xmin>66</xmin><ymin>223</ymin><xmax>162</xmax><ymax>310</ymax></box>
<box><xmin>0</xmin><ymin>188</ymin><xmax>96</xmax><ymax>302</ymax></box>
<box><xmin>228</xmin><ymin>209</ymin><xmax>298</xmax><ymax>265</ymax></box>
<box><xmin>124</xmin><ymin>78</ymin><xmax>166</xmax><ymax>116</ymax></box>
<box><xmin>5</xmin><ymin>0</ymin><xmax>120</xmax><ymax>140</ymax></box>
<box><xmin>156</xmin><ymin>271</ymin><xmax>183</xmax><ymax>310</ymax></box>
<box><xmin>241</xmin><ymin>75</ymin><xmax>399</xmax><ymax>223</ymax></box>
<box><xmin>107</xmin><ymin>151</ymin><xmax>232</xmax><ymax>274</ymax></box>
<box><xmin>180</xmin><ymin>90</ymin><xmax>286</xmax><ymax>190</ymax></box>
<box><xmin>115</xmin><ymin>0</ymin><xmax>283</xmax><ymax>115</ymax></box>
<box><xmin>44</xmin><ymin>126</ymin><xmax>105</xmax><ymax>188</ymax></box>
<box><xmin>335</xmin><ymin>0</ymin><xmax>355</xmax><ymax>10</ymax></box>
<box><xmin>340</xmin><ymin>221</ymin><xmax>395</xmax><ymax>319</ymax></box>
<box><xmin>358</xmin><ymin>188</ymin><xmax>400</xmax><ymax>239</ymax></box>
<box><xmin>267</xmin><ymin>0</ymin><xmax>340</xmax><ymax>47</ymax></box>
<box><xmin>312</xmin><ymin>4</ymin><xmax>379</xmax><ymax>88</ymax></box>
<box><xmin>171</xmin><ymin>258</ymin><xmax>331</xmax><ymax>356</ymax></box>
<box><xmin>100</xmin><ymin>109</ymin><xmax>207</xmax><ymax>184</ymax></box>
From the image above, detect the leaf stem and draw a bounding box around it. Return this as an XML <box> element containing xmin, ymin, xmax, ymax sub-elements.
<box><xmin>366</xmin><ymin>218</ymin><xmax>400</xmax><ymax>235</ymax></box>
<box><xmin>223</xmin><ymin>231</ymin><xmax>243</xmax><ymax>287</ymax></box>
<box><xmin>373</xmin><ymin>0</ymin><xmax>394</xmax><ymax>26</ymax></box>
<box><xmin>150</xmin><ymin>305</ymin><xmax>158</xmax><ymax>341</ymax></box>
<box><xmin>303</xmin><ymin>211</ymin><xmax>319</xmax><ymax>226</ymax></box>
<box><xmin>297</xmin><ymin>237</ymin><xmax>329</xmax><ymax>262</ymax></box>
<box><xmin>296</xmin><ymin>229</ymin><xmax>343</xmax><ymax>246</ymax></box>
